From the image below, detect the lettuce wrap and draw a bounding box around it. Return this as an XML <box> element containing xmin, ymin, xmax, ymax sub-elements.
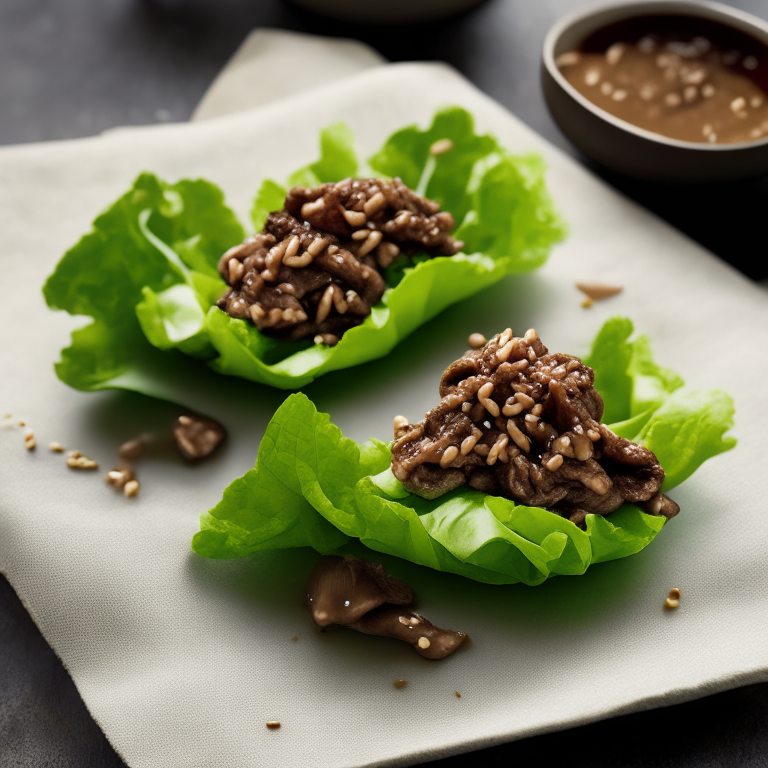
<box><xmin>192</xmin><ymin>318</ymin><xmax>736</xmax><ymax>586</ymax></box>
<box><xmin>43</xmin><ymin>107</ymin><xmax>565</xmax><ymax>393</ymax></box>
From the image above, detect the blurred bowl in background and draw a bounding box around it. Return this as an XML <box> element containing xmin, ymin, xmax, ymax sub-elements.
<box><xmin>288</xmin><ymin>0</ymin><xmax>487</xmax><ymax>24</ymax></box>
<box><xmin>542</xmin><ymin>0</ymin><xmax>768</xmax><ymax>182</ymax></box>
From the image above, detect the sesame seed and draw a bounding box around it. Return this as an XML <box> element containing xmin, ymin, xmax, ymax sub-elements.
<box><xmin>506</xmin><ymin>419</ymin><xmax>530</xmax><ymax>453</ymax></box>
<box><xmin>731</xmin><ymin>96</ymin><xmax>747</xmax><ymax>114</ymax></box>
<box><xmin>664</xmin><ymin>93</ymin><xmax>682</xmax><ymax>107</ymax></box>
<box><xmin>585</xmin><ymin>69</ymin><xmax>600</xmax><ymax>86</ymax></box>
<box><xmin>611</xmin><ymin>89</ymin><xmax>627</xmax><ymax>101</ymax></box>
<box><xmin>363</xmin><ymin>192</ymin><xmax>386</xmax><ymax>217</ymax></box>
<box><xmin>502</xmin><ymin>400</ymin><xmax>524</xmax><ymax>417</ymax></box>
<box><xmin>468</xmin><ymin>333</ymin><xmax>486</xmax><ymax>349</ymax></box>
<box><xmin>545</xmin><ymin>454</ymin><xmax>564</xmax><ymax>471</ymax></box>
<box><xmin>227</xmin><ymin>258</ymin><xmax>244</xmax><ymax>285</ymax></box>
<box><xmin>300</xmin><ymin>198</ymin><xmax>325</xmax><ymax>219</ymax></box>
<box><xmin>743</xmin><ymin>56</ymin><xmax>758</xmax><ymax>70</ymax></box>
<box><xmin>439</xmin><ymin>445</ymin><xmax>459</xmax><ymax>469</ymax></box>
<box><xmin>306</xmin><ymin>237</ymin><xmax>327</xmax><ymax>257</ymax></box>
<box><xmin>455</xmin><ymin>691</ymin><xmax>462</xmax><ymax>698</ymax></box>
<box><xmin>702</xmin><ymin>84</ymin><xmax>715</xmax><ymax>98</ymax></box>
<box><xmin>496</xmin><ymin>340</ymin><xmax>516</xmax><ymax>363</ymax></box>
<box><xmin>266</xmin><ymin>721</ymin><xmax>281</xmax><ymax>730</ymax></box>
<box><xmin>124</xmin><ymin>479</ymin><xmax>140</xmax><ymax>498</ymax></box>
<box><xmin>343</xmin><ymin>209</ymin><xmax>366</xmax><ymax>227</ymax></box>
<box><xmin>292</xmin><ymin>635</ymin><xmax>298</xmax><ymax>642</ymax></box>
<box><xmin>606</xmin><ymin>43</ymin><xmax>626</xmax><ymax>66</ymax></box>
<box><xmin>417</xmin><ymin>637</ymin><xmax>431</xmax><ymax>649</ymax></box>
<box><xmin>478</xmin><ymin>382</ymin><xmax>494</xmax><ymax>400</ymax></box>
<box><xmin>555</xmin><ymin>52</ymin><xmax>580</xmax><ymax>68</ymax></box>
<box><xmin>358</xmin><ymin>230</ymin><xmax>383</xmax><ymax>257</ymax></box>
<box><xmin>49</xmin><ymin>442</ymin><xmax>64</xmax><ymax>453</ymax></box>
<box><xmin>486</xmin><ymin>435</ymin><xmax>509</xmax><ymax>466</ymax></box>
<box><xmin>67</xmin><ymin>455</ymin><xmax>98</xmax><ymax>469</ymax></box>
<box><xmin>393</xmin><ymin>678</ymin><xmax>408</xmax><ymax>689</ymax></box>
<box><xmin>394</xmin><ymin>415</ymin><xmax>409</xmax><ymax>433</ymax></box>
<box><xmin>664</xmin><ymin>587</ymin><xmax>681</xmax><ymax>609</ymax></box>
<box><xmin>283</xmin><ymin>235</ymin><xmax>300</xmax><ymax>260</ymax></box>
<box><xmin>514</xmin><ymin>392</ymin><xmax>535</xmax><ymax>409</ymax></box>
<box><xmin>430</xmin><ymin>138</ymin><xmax>454</xmax><ymax>156</ymax></box>
<box><xmin>600</xmin><ymin>81</ymin><xmax>613</xmax><ymax>96</ymax></box>
<box><xmin>638</xmin><ymin>36</ymin><xmax>655</xmax><ymax>53</ymax></box>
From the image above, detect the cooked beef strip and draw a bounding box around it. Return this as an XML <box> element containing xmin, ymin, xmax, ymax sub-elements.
<box><xmin>216</xmin><ymin>179</ymin><xmax>463</xmax><ymax>344</ymax></box>
<box><xmin>305</xmin><ymin>555</ymin><xmax>466</xmax><ymax>660</ymax></box>
<box><xmin>390</xmin><ymin>328</ymin><xmax>679</xmax><ymax>524</ymax></box>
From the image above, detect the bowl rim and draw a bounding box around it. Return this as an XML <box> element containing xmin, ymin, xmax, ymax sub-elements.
<box><xmin>542</xmin><ymin>0</ymin><xmax>768</xmax><ymax>152</ymax></box>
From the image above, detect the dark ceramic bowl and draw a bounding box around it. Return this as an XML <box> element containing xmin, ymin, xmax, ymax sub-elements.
<box><xmin>542</xmin><ymin>0</ymin><xmax>768</xmax><ymax>182</ymax></box>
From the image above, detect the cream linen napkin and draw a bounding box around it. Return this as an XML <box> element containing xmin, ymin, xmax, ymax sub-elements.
<box><xmin>1</xmin><ymin>41</ymin><xmax>767</xmax><ymax>768</ymax></box>
<box><xmin>192</xmin><ymin>29</ymin><xmax>385</xmax><ymax>121</ymax></box>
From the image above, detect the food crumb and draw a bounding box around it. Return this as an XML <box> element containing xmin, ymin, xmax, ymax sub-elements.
<box><xmin>118</xmin><ymin>433</ymin><xmax>153</xmax><ymax>462</ymax></box>
<box><xmin>173</xmin><ymin>415</ymin><xmax>226</xmax><ymax>461</ymax></box>
<box><xmin>124</xmin><ymin>479</ymin><xmax>140</xmax><ymax>498</ymax></box>
<box><xmin>665</xmin><ymin>587</ymin><xmax>681</xmax><ymax>609</ymax></box>
<box><xmin>67</xmin><ymin>454</ymin><xmax>98</xmax><ymax>469</ymax></box>
<box><xmin>393</xmin><ymin>679</ymin><xmax>408</xmax><ymax>690</ymax></box>
<box><xmin>455</xmin><ymin>691</ymin><xmax>462</xmax><ymax>698</ymax></box>
<box><xmin>49</xmin><ymin>442</ymin><xmax>65</xmax><ymax>453</ymax></box>
<box><xmin>18</xmin><ymin>420</ymin><xmax>25</xmax><ymax>427</ymax></box>
<box><xmin>266</xmin><ymin>721</ymin><xmax>281</xmax><ymax>730</ymax></box>
<box><xmin>313</xmin><ymin>333</ymin><xmax>339</xmax><ymax>347</ymax></box>
<box><xmin>24</xmin><ymin>429</ymin><xmax>36</xmax><ymax>451</ymax></box>
<box><xmin>576</xmin><ymin>282</ymin><xmax>624</xmax><ymax>301</ymax></box>
<box><xmin>292</xmin><ymin>635</ymin><xmax>298</xmax><ymax>642</ymax></box>
<box><xmin>581</xmin><ymin>297</ymin><xmax>594</xmax><ymax>308</ymax></box>
<box><xmin>468</xmin><ymin>332</ymin><xmax>487</xmax><ymax>349</ymax></box>
<box><xmin>106</xmin><ymin>469</ymin><xmax>133</xmax><ymax>489</ymax></box>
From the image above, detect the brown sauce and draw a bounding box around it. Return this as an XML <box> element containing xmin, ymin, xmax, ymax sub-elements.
<box><xmin>557</xmin><ymin>15</ymin><xmax>768</xmax><ymax>144</ymax></box>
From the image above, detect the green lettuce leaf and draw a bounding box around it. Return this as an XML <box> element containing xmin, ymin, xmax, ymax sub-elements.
<box><xmin>44</xmin><ymin>107</ymin><xmax>565</xmax><ymax>394</ymax></box>
<box><xmin>43</xmin><ymin>173</ymin><xmax>245</xmax><ymax>391</ymax></box>
<box><xmin>192</xmin><ymin>318</ymin><xmax>736</xmax><ymax>585</ymax></box>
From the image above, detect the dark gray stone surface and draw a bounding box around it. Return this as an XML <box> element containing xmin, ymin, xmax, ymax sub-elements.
<box><xmin>2</xmin><ymin>1</ymin><xmax>766</xmax><ymax>765</ymax></box>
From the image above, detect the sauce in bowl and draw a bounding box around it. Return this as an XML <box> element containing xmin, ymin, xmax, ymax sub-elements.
<box><xmin>556</xmin><ymin>15</ymin><xmax>768</xmax><ymax>144</ymax></box>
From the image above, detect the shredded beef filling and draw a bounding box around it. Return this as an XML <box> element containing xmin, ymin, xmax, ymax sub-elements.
<box><xmin>216</xmin><ymin>178</ymin><xmax>463</xmax><ymax>344</ymax></box>
<box><xmin>390</xmin><ymin>328</ymin><xmax>679</xmax><ymax>525</ymax></box>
